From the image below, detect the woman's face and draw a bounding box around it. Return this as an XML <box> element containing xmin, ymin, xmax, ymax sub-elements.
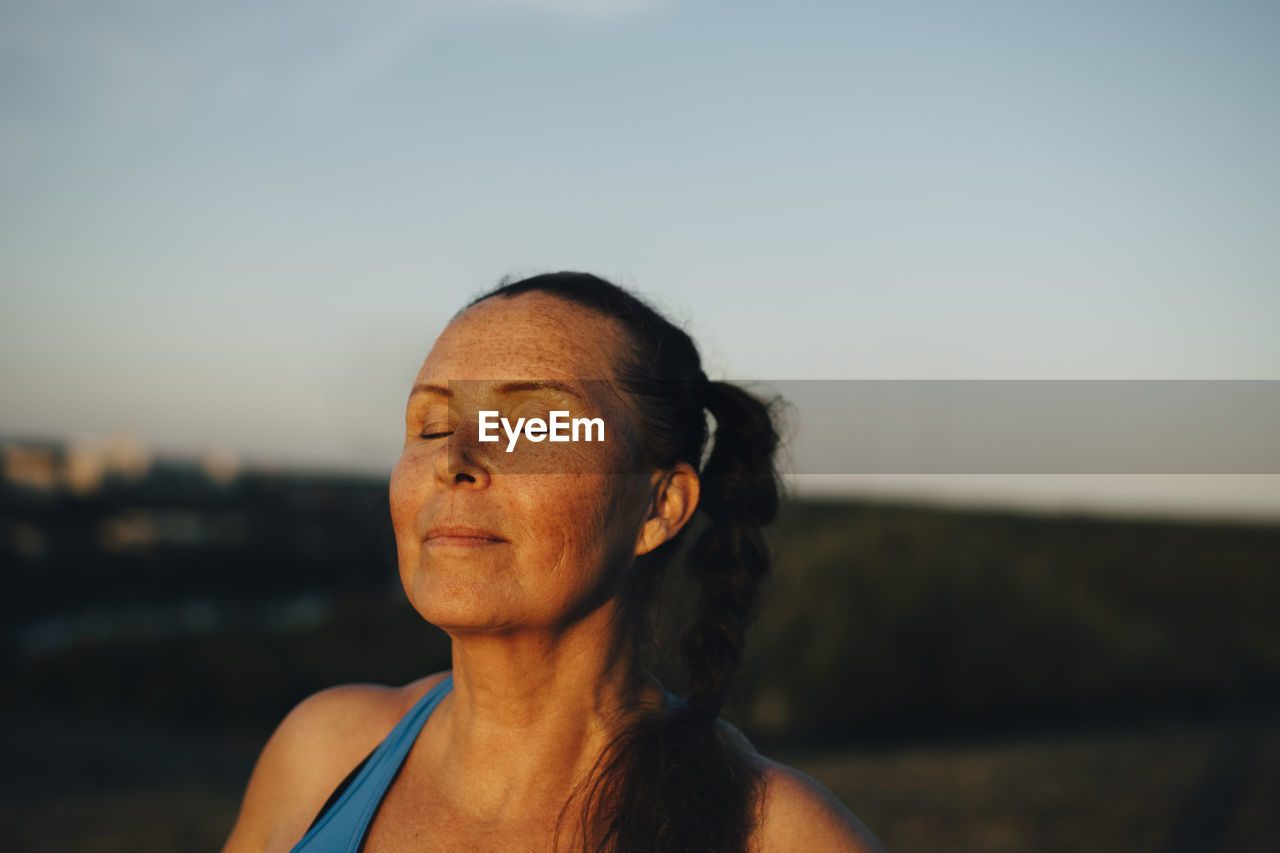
<box><xmin>390</xmin><ymin>292</ymin><xmax>659</xmax><ymax>634</ymax></box>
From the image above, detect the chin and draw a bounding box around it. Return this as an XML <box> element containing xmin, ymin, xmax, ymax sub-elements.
<box><xmin>401</xmin><ymin>568</ymin><xmax>518</xmax><ymax>633</ymax></box>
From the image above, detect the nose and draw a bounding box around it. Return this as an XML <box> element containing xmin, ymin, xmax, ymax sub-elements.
<box><xmin>432</xmin><ymin>416</ymin><xmax>492</xmax><ymax>489</ymax></box>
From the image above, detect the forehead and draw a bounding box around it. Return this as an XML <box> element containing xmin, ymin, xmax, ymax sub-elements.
<box><xmin>418</xmin><ymin>291</ymin><xmax>625</xmax><ymax>383</ymax></box>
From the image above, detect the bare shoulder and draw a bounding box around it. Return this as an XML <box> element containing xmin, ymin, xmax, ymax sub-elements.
<box><xmin>221</xmin><ymin>671</ymin><xmax>451</xmax><ymax>853</ymax></box>
<box><xmin>708</xmin><ymin>719</ymin><xmax>882</xmax><ymax>853</ymax></box>
<box><xmin>751</xmin><ymin>757</ymin><xmax>885</xmax><ymax>853</ymax></box>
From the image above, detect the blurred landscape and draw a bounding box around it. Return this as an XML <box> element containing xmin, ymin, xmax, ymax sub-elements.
<box><xmin>3</xmin><ymin>437</ymin><xmax>1279</xmax><ymax>852</ymax></box>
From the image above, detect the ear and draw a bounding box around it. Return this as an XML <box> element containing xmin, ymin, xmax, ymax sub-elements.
<box><xmin>635</xmin><ymin>462</ymin><xmax>700</xmax><ymax>556</ymax></box>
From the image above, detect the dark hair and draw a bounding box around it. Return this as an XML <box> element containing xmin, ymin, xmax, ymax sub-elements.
<box><xmin>466</xmin><ymin>272</ymin><xmax>781</xmax><ymax>852</ymax></box>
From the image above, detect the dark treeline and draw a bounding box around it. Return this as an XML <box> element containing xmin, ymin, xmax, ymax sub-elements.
<box><xmin>733</xmin><ymin>500</ymin><xmax>1280</xmax><ymax>740</ymax></box>
<box><xmin>5</xmin><ymin>454</ymin><xmax>1279</xmax><ymax>740</ymax></box>
<box><xmin>5</xmin><ymin>462</ymin><xmax>396</xmax><ymax>622</ymax></box>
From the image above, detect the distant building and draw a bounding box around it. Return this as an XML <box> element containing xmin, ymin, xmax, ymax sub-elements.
<box><xmin>2</xmin><ymin>441</ymin><xmax>62</xmax><ymax>492</ymax></box>
<box><xmin>2</xmin><ymin>434</ymin><xmax>154</xmax><ymax>495</ymax></box>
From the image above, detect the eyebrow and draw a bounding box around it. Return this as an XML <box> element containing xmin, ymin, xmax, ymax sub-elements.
<box><xmin>495</xmin><ymin>380</ymin><xmax>583</xmax><ymax>399</ymax></box>
<box><xmin>408</xmin><ymin>383</ymin><xmax>451</xmax><ymax>401</ymax></box>
<box><xmin>407</xmin><ymin>379</ymin><xmax>584</xmax><ymax>402</ymax></box>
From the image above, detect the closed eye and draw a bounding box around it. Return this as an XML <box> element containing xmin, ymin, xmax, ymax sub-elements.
<box><xmin>418</xmin><ymin>421</ymin><xmax>454</xmax><ymax>440</ymax></box>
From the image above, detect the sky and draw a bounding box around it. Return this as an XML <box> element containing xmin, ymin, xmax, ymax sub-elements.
<box><xmin>2</xmin><ymin>0</ymin><xmax>1279</xmax><ymax>518</ymax></box>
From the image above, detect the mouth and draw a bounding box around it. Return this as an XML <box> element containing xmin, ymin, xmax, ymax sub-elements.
<box><xmin>423</xmin><ymin>525</ymin><xmax>507</xmax><ymax>548</ymax></box>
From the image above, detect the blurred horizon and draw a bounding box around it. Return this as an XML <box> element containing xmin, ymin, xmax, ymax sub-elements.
<box><xmin>7</xmin><ymin>426</ymin><xmax>1280</xmax><ymax>523</ymax></box>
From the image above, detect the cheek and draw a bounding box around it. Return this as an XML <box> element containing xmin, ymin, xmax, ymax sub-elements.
<box><xmin>389</xmin><ymin>451</ymin><xmax>431</xmax><ymax>538</ymax></box>
<box><xmin>499</xmin><ymin>481</ymin><xmax>600</xmax><ymax>577</ymax></box>
<box><xmin>554</xmin><ymin>495</ymin><xmax>610</xmax><ymax>564</ymax></box>
<box><xmin>547</xmin><ymin>477</ymin><xmax>646</xmax><ymax>569</ymax></box>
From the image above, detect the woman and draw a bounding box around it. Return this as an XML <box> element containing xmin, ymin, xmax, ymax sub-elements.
<box><xmin>223</xmin><ymin>273</ymin><xmax>882</xmax><ymax>852</ymax></box>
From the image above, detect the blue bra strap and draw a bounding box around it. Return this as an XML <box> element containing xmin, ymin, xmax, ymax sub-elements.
<box><xmin>289</xmin><ymin>675</ymin><xmax>454</xmax><ymax>853</ymax></box>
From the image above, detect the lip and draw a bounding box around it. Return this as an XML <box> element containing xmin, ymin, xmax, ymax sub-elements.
<box><xmin>423</xmin><ymin>525</ymin><xmax>507</xmax><ymax>547</ymax></box>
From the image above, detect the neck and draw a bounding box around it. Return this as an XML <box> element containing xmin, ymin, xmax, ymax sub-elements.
<box><xmin>427</xmin><ymin>601</ymin><xmax>663</xmax><ymax>819</ymax></box>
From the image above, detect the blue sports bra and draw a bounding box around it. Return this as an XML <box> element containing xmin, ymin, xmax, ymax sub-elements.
<box><xmin>289</xmin><ymin>675</ymin><xmax>454</xmax><ymax>853</ymax></box>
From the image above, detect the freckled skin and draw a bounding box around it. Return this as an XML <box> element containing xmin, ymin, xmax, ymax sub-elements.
<box><xmin>389</xmin><ymin>292</ymin><xmax>658</xmax><ymax>635</ymax></box>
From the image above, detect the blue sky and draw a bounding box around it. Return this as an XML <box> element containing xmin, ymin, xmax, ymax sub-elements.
<box><xmin>3</xmin><ymin>1</ymin><xmax>1278</xmax><ymax>516</ymax></box>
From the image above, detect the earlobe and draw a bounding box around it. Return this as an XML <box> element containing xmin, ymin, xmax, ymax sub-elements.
<box><xmin>634</xmin><ymin>463</ymin><xmax>700</xmax><ymax>556</ymax></box>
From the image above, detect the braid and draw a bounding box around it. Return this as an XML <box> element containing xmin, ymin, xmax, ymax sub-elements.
<box><xmin>682</xmin><ymin>381</ymin><xmax>780</xmax><ymax>720</ymax></box>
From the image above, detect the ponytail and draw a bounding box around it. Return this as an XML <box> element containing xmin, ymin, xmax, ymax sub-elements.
<box><xmin>683</xmin><ymin>381</ymin><xmax>781</xmax><ymax>720</ymax></box>
<box><xmin>469</xmin><ymin>274</ymin><xmax>782</xmax><ymax>852</ymax></box>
